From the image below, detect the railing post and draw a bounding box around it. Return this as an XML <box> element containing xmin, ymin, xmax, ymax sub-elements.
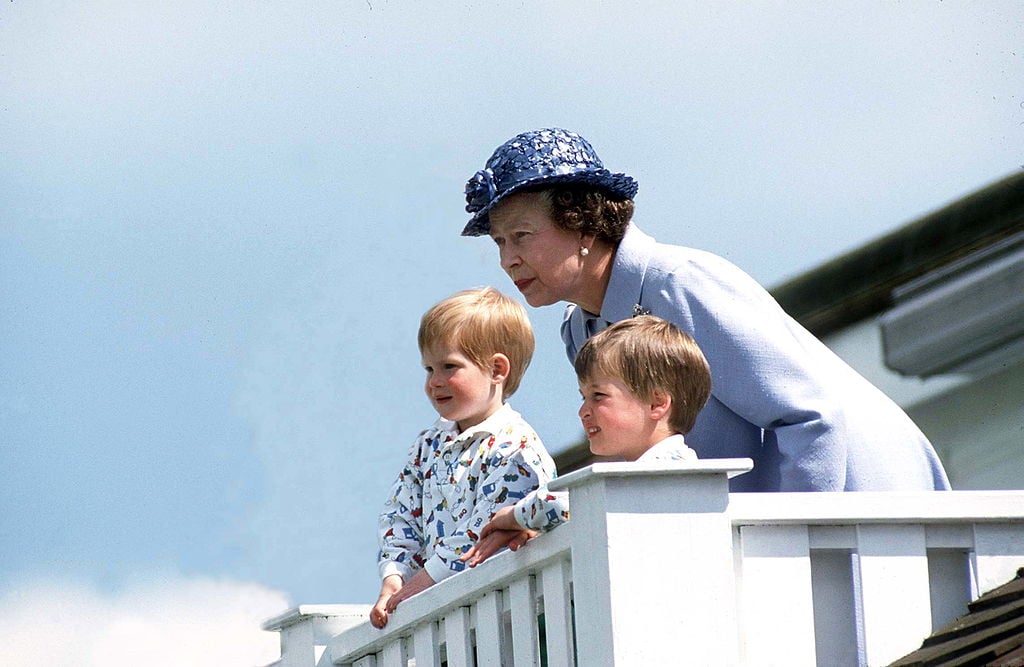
<box><xmin>550</xmin><ymin>460</ymin><xmax>751</xmax><ymax>667</ymax></box>
<box><xmin>262</xmin><ymin>605</ymin><xmax>371</xmax><ymax>667</ymax></box>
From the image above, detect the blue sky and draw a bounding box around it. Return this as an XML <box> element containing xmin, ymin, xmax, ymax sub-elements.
<box><xmin>2</xmin><ymin>2</ymin><xmax>1022</xmax><ymax>664</ymax></box>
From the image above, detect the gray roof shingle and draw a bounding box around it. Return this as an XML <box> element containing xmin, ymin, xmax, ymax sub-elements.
<box><xmin>890</xmin><ymin>567</ymin><xmax>1024</xmax><ymax>666</ymax></box>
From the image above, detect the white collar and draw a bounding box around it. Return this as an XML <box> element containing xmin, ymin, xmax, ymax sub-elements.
<box><xmin>435</xmin><ymin>402</ymin><xmax>518</xmax><ymax>442</ymax></box>
<box><xmin>636</xmin><ymin>433</ymin><xmax>694</xmax><ymax>463</ymax></box>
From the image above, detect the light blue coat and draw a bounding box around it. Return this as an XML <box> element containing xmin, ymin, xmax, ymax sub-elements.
<box><xmin>562</xmin><ymin>225</ymin><xmax>951</xmax><ymax>492</ymax></box>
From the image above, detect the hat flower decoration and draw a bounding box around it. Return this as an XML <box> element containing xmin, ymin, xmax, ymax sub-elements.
<box><xmin>465</xmin><ymin>168</ymin><xmax>497</xmax><ymax>213</ymax></box>
<box><xmin>462</xmin><ymin>128</ymin><xmax>638</xmax><ymax>236</ymax></box>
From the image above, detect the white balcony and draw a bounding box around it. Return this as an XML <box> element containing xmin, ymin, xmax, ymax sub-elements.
<box><xmin>263</xmin><ymin>461</ymin><xmax>1024</xmax><ymax>667</ymax></box>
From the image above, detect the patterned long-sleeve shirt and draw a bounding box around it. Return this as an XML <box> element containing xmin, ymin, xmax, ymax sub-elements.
<box><xmin>378</xmin><ymin>403</ymin><xmax>555</xmax><ymax>584</ymax></box>
<box><xmin>513</xmin><ymin>434</ymin><xmax>696</xmax><ymax>531</ymax></box>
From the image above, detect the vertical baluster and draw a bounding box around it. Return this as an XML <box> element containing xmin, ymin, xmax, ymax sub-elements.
<box><xmin>809</xmin><ymin>548</ymin><xmax>858</xmax><ymax>667</ymax></box>
<box><xmin>413</xmin><ymin>621</ymin><xmax>441</xmax><ymax>667</ymax></box>
<box><xmin>973</xmin><ymin>523</ymin><xmax>1024</xmax><ymax>596</ymax></box>
<box><xmin>737</xmin><ymin>524</ymin><xmax>816</xmax><ymax>665</ymax></box>
<box><xmin>501</xmin><ymin>588</ymin><xmax>516</xmax><ymax>667</ymax></box>
<box><xmin>927</xmin><ymin>548</ymin><xmax>972</xmax><ymax>631</ymax></box>
<box><xmin>924</xmin><ymin>524</ymin><xmax>973</xmax><ymax>632</ymax></box>
<box><xmin>509</xmin><ymin>575</ymin><xmax>540</xmax><ymax>666</ymax></box>
<box><xmin>474</xmin><ymin>590</ymin><xmax>504</xmax><ymax>666</ymax></box>
<box><xmin>856</xmin><ymin>524</ymin><xmax>930</xmax><ymax>666</ymax></box>
<box><xmin>380</xmin><ymin>636</ymin><xmax>408</xmax><ymax>667</ymax></box>
<box><xmin>444</xmin><ymin>607</ymin><xmax>473</xmax><ymax>667</ymax></box>
<box><xmin>540</xmin><ymin>559</ymin><xmax>574</xmax><ymax>667</ymax></box>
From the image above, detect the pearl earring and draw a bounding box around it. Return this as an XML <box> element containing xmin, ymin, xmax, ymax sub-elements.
<box><xmin>580</xmin><ymin>246</ymin><xmax>590</xmax><ymax>257</ymax></box>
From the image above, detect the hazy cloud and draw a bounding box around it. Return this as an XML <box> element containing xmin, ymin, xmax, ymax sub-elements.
<box><xmin>0</xmin><ymin>576</ymin><xmax>289</xmax><ymax>667</ymax></box>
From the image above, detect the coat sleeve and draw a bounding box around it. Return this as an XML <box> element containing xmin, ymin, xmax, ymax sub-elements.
<box><xmin>647</xmin><ymin>253</ymin><xmax>849</xmax><ymax>490</ymax></box>
<box><xmin>377</xmin><ymin>437</ymin><xmax>427</xmax><ymax>581</ymax></box>
<box><xmin>514</xmin><ymin>486</ymin><xmax>570</xmax><ymax>531</ymax></box>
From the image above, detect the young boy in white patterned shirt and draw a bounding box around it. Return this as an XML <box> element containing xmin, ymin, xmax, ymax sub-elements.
<box><xmin>370</xmin><ymin>287</ymin><xmax>555</xmax><ymax>629</ymax></box>
<box><xmin>462</xmin><ymin>315</ymin><xmax>711</xmax><ymax>566</ymax></box>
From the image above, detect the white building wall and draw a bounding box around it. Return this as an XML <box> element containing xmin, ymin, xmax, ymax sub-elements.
<box><xmin>823</xmin><ymin>319</ymin><xmax>1024</xmax><ymax>491</ymax></box>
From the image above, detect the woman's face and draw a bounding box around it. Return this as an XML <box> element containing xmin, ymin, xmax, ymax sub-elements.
<box><xmin>488</xmin><ymin>192</ymin><xmax>588</xmax><ymax>308</ymax></box>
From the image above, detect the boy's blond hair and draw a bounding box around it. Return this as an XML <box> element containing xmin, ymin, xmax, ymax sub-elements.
<box><xmin>418</xmin><ymin>287</ymin><xmax>535</xmax><ymax>398</ymax></box>
<box><xmin>574</xmin><ymin>315</ymin><xmax>711</xmax><ymax>434</ymax></box>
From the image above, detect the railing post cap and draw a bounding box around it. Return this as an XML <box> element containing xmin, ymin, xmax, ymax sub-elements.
<box><xmin>548</xmin><ymin>458</ymin><xmax>753</xmax><ymax>491</ymax></box>
<box><xmin>261</xmin><ymin>604</ymin><xmax>371</xmax><ymax>632</ymax></box>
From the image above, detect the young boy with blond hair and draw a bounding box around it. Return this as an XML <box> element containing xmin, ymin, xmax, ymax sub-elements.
<box><xmin>371</xmin><ymin>287</ymin><xmax>555</xmax><ymax>628</ymax></box>
<box><xmin>462</xmin><ymin>315</ymin><xmax>711</xmax><ymax>565</ymax></box>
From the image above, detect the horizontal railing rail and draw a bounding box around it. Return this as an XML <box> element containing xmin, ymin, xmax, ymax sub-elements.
<box><xmin>729</xmin><ymin>491</ymin><xmax>1024</xmax><ymax>666</ymax></box>
<box><xmin>263</xmin><ymin>463</ymin><xmax>1024</xmax><ymax>667</ymax></box>
<box><xmin>332</xmin><ymin>524</ymin><xmax>576</xmax><ymax>667</ymax></box>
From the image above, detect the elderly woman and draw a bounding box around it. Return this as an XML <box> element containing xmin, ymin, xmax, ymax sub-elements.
<box><xmin>462</xmin><ymin>128</ymin><xmax>949</xmax><ymax>493</ymax></box>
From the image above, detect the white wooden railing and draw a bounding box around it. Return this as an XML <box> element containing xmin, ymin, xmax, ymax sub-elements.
<box><xmin>263</xmin><ymin>461</ymin><xmax>1024</xmax><ymax>667</ymax></box>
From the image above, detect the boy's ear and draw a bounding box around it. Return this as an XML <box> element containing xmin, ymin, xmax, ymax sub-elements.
<box><xmin>490</xmin><ymin>353</ymin><xmax>511</xmax><ymax>384</ymax></box>
<box><xmin>649</xmin><ymin>388</ymin><xmax>672</xmax><ymax>421</ymax></box>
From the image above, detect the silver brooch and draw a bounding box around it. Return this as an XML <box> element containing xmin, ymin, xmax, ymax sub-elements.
<box><xmin>632</xmin><ymin>304</ymin><xmax>651</xmax><ymax>317</ymax></box>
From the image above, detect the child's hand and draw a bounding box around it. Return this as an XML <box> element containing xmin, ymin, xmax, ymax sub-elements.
<box><xmin>461</xmin><ymin>527</ymin><xmax>538</xmax><ymax>567</ymax></box>
<box><xmin>480</xmin><ymin>505</ymin><xmax>521</xmax><ymax>535</ymax></box>
<box><xmin>461</xmin><ymin>506</ymin><xmax>539</xmax><ymax>567</ymax></box>
<box><xmin>370</xmin><ymin>594</ymin><xmax>391</xmax><ymax>629</ymax></box>
<box><xmin>370</xmin><ymin>575</ymin><xmax>403</xmax><ymax>629</ymax></box>
<box><xmin>384</xmin><ymin>569</ymin><xmax>436</xmax><ymax>614</ymax></box>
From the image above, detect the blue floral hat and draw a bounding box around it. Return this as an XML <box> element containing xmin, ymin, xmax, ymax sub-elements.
<box><xmin>461</xmin><ymin>128</ymin><xmax>638</xmax><ymax>237</ymax></box>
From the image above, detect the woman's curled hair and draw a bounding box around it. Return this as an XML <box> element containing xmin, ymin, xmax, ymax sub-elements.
<box><xmin>539</xmin><ymin>184</ymin><xmax>635</xmax><ymax>243</ymax></box>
